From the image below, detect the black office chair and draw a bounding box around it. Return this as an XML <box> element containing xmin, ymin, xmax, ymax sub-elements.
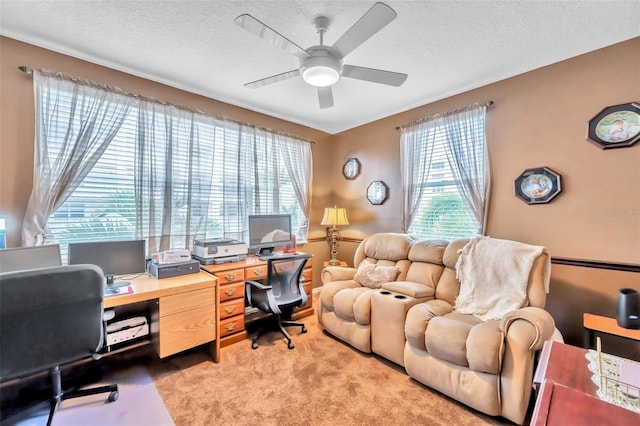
<box><xmin>0</xmin><ymin>264</ymin><xmax>118</xmax><ymax>426</ymax></box>
<box><xmin>246</xmin><ymin>254</ymin><xmax>311</xmax><ymax>350</ymax></box>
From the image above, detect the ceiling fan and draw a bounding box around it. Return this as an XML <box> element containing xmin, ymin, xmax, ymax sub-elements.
<box><xmin>234</xmin><ymin>2</ymin><xmax>408</xmax><ymax>109</ymax></box>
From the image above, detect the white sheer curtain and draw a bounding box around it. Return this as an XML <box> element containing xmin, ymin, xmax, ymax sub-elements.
<box><xmin>443</xmin><ymin>104</ymin><xmax>491</xmax><ymax>235</ymax></box>
<box><xmin>400</xmin><ymin>120</ymin><xmax>436</xmax><ymax>232</ymax></box>
<box><xmin>22</xmin><ymin>71</ymin><xmax>133</xmax><ymax>246</ymax></box>
<box><xmin>276</xmin><ymin>135</ymin><xmax>313</xmax><ymax>236</ymax></box>
<box><xmin>135</xmin><ymin>101</ymin><xmax>215</xmax><ymax>253</ymax></box>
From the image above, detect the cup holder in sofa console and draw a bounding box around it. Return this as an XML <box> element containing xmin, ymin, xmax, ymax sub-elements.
<box><xmin>379</xmin><ymin>291</ymin><xmax>392</xmax><ymax>295</ymax></box>
<box><xmin>394</xmin><ymin>295</ymin><xmax>407</xmax><ymax>299</ymax></box>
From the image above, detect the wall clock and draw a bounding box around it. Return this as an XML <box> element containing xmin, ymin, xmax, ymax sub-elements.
<box><xmin>343</xmin><ymin>158</ymin><xmax>361</xmax><ymax>180</ymax></box>
<box><xmin>366</xmin><ymin>181</ymin><xmax>388</xmax><ymax>205</ymax></box>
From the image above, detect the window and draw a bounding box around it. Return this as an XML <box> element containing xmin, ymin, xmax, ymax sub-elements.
<box><xmin>400</xmin><ymin>104</ymin><xmax>490</xmax><ymax>241</ymax></box>
<box><xmin>26</xmin><ymin>71</ymin><xmax>312</xmax><ymax>261</ymax></box>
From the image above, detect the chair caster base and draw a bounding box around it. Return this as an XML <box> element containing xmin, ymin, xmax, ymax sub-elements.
<box><xmin>107</xmin><ymin>391</ymin><xmax>118</xmax><ymax>402</ymax></box>
<box><xmin>252</xmin><ymin>341</ymin><xmax>259</xmax><ymax>349</ymax></box>
<box><xmin>288</xmin><ymin>342</ymin><xmax>295</xmax><ymax>350</ymax></box>
<box><xmin>301</xmin><ymin>326</ymin><xmax>307</xmax><ymax>333</ymax></box>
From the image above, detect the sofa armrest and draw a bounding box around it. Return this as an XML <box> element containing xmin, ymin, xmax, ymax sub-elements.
<box><xmin>321</xmin><ymin>266</ymin><xmax>357</xmax><ymax>284</ymax></box>
<box><xmin>499</xmin><ymin>307</ymin><xmax>555</xmax><ymax>351</ymax></box>
<box><xmin>381</xmin><ymin>281</ymin><xmax>435</xmax><ymax>299</ymax></box>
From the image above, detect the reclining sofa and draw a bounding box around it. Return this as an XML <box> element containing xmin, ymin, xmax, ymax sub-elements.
<box><xmin>318</xmin><ymin>233</ymin><xmax>556</xmax><ymax>425</ymax></box>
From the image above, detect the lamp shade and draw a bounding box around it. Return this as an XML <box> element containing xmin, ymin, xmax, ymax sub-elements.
<box><xmin>320</xmin><ymin>207</ymin><xmax>349</xmax><ymax>226</ymax></box>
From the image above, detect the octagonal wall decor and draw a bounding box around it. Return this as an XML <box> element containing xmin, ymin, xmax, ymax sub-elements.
<box><xmin>367</xmin><ymin>181</ymin><xmax>389</xmax><ymax>205</ymax></box>
<box><xmin>514</xmin><ymin>167</ymin><xmax>562</xmax><ymax>205</ymax></box>
<box><xmin>342</xmin><ymin>157</ymin><xmax>361</xmax><ymax>180</ymax></box>
<box><xmin>587</xmin><ymin>102</ymin><xmax>640</xmax><ymax>149</ymax></box>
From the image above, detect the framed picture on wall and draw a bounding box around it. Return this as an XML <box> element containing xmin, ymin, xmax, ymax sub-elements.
<box><xmin>587</xmin><ymin>102</ymin><xmax>640</xmax><ymax>149</ymax></box>
<box><xmin>342</xmin><ymin>158</ymin><xmax>361</xmax><ymax>180</ymax></box>
<box><xmin>514</xmin><ymin>167</ymin><xmax>562</xmax><ymax>205</ymax></box>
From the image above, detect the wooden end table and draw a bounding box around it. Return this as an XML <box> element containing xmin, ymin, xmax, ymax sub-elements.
<box><xmin>583</xmin><ymin>313</ymin><xmax>640</xmax><ymax>349</ymax></box>
<box><xmin>532</xmin><ymin>341</ymin><xmax>640</xmax><ymax>425</ymax></box>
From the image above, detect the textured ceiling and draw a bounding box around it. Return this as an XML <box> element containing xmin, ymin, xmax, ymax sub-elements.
<box><xmin>1</xmin><ymin>1</ymin><xmax>639</xmax><ymax>134</ymax></box>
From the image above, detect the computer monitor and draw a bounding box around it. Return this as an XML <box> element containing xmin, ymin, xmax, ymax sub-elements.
<box><xmin>248</xmin><ymin>214</ymin><xmax>293</xmax><ymax>256</ymax></box>
<box><xmin>67</xmin><ymin>240</ymin><xmax>146</xmax><ymax>287</ymax></box>
<box><xmin>0</xmin><ymin>244</ymin><xmax>62</xmax><ymax>273</ymax></box>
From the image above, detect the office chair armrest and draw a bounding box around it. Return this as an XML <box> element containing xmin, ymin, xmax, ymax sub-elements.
<box><xmin>246</xmin><ymin>280</ymin><xmax>272</xmax><ymax>290</ymax></box>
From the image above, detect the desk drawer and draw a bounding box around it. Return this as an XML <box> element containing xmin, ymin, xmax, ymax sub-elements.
<box><xmin>159</xmin><ymin>304</ymin><xmax>216</xmax><ymax>358</ymax></box>
<box><xmin>219</xmin><ymin>315</ymin><xmax>245</xmax><ymax>338</ymax></box>
<box><xmin>219</xmin><ymin>299</ymin><xmax>244</xmax><ymax>320</ymax></box>
<box><xmin>214</xmin><ymin>268</ymin><xmax>244</xmax><ymax>284</ymax></box>
<box><xmin>301</xmin><ymin>268</ymin><xmax>312</xmax><ymax>282</ymax></box>
<box><xmin>246</xmin><ymin>265</ymin><xmax>267</xmax><ymax>280</ymax></box>
<box><xmin>219</xmin><ymin>282</ymin><xmax>245</xmax><ymax>303</ymax></box>
<box><xmin>160</xmin><ymin>287</ymin><xmax>215</xmax><ymax>317</ymax></box>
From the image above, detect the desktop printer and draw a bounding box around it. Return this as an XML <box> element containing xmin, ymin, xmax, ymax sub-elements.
<box><xmin>192</xmin><ymin>238</ymin><xmax>248</xmax><ymax>264</ymax></box>
<box><xmin>106</xmin><ymin>316</ymin><xmax>149</xmax><ymax>346</ymax></box>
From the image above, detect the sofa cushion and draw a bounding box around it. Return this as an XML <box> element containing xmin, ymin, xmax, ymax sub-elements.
<box><xmin>424</xmin><ymin>312</ymin><xmax>504</xmax><ymax>374</ymax></box>
<box><xmin>354</xmin><ymin>261</ymin><xmax>400</xmax><ymax>289</ymax></box>
<box><xmin>361</xmin><ymin>233</ymin><xmax>412</xmax><ymax>261</ymax></box>
<box><xmin>334</xmin><ymin>287</ymin><xmax>374</xmax><ymax>323</ymax></box>
<box><xmin>425</xmin><ymin>313</ymin><xmax>480</xmax><ymax>367</ymax></box>
<box><xmin>320</xmin><ymin>280</ymin><xmax>360</xmax><ymax>311</ymax></box>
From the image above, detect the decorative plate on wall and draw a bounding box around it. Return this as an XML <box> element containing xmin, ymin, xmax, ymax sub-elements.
<box><xmin>514</xmin><ymin>167</ymin><xmax>562</xmax><ymax>204</ymax></box>
<box><xmin>342</xmin><ymin>158</ymin><xmax>361</xmax><ymax>180</ymax></box>
<box><xmin>367</xmin><ymin>180</ymin><xmax>389</xmax><ymax>205</ymax></box>
<box><xmin>587</xmin><ymin>102</ymin><xmax>640</xmax><ymax>149</ymax></box>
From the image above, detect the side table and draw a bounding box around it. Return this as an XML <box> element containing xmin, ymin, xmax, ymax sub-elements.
<box><xmin>583</xmin><ymin>313</ymin><xmax>640</xmax><ymax>349</ymax></box>
<box><xmin>323</xmin><ymin>261</ymin><xmax>348</xmax><ymax>267</ymax></box>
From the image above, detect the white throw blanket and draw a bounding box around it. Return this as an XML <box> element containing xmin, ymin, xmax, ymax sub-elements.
<box><xmin>454</xmin><ymin>236</ymin><xmax>550</xmax><ymax>321</ymax></box>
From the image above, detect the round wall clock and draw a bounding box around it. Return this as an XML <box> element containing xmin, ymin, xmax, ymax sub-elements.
<box><xmin>343</xmin><ymin>158</ymin><xmax>361</xmax><ymax>180</ymax></box>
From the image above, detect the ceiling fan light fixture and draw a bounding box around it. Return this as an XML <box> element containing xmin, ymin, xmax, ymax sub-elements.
<box><xmin>300</xmin><ymin>55</ymin><xmax>341</xmax><ymax>87</ymax></box>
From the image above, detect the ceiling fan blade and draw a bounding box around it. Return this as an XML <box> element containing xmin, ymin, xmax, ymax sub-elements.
<box><xmin>245</xmin><ymin>69</ymin><xmax>300</xmax><ymax>88</ymax></box>
<box><xmin>234</xmin><ymin>14</ymin><xmax>310</xmax><ymax>59</ymax></box>
<box><xmin>318</xmin><ymin>86</ymin><xmax>334</xmax><ymax>109</ymax></box>
<box><xmin>331</xmin><ymin>2</ymin><xmax>397</xmax><ymax>59</ymax></box>
<box><xmin>342</xmin><ymin>64</ymin><xmax>407</xmax><ymax>87</ymax></box>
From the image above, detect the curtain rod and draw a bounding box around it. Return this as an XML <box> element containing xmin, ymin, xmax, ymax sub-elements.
<box><xmin>395</xmin><ymin>101</ymin><xmax>494</xmax><ymax>130</ymax></box>
<box><xmin>18</xmin><ymin>65</ymin><xmax>315</xmax><ymax>145</ymax></box>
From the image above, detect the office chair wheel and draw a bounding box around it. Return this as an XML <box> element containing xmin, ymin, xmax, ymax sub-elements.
<box><xmin>301</xmin><ymin>325</ymin><xmax>307</xmax><ymax>333</ymax></box>
<box><xmin>252</xmin><ymin>341</ymin><xmax>259</xmax><ymax>349</ymax></box>
<box><xmin>288</xmin><ymin>342</ymin><xmax>295</xmax><ymax>350</ymax></box>
<box><xmin>107</xmin><ymin>391</ymin><xmax>119</xmax><ymax>402</ymax></box>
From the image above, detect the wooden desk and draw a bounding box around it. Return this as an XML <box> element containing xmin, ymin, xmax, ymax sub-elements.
<box><xmin>532</xmin><ymin>341</ymin><xmax>640</xmax><ymax>425</ymax></box>
<box><xmin>584</xmin><ymin>313</ymin><xmax>640</xmax><ymax>348</ymax></box>
<box><xmin>104</xmin><ymin>271</ymin><xmax>219</xmax><ymax>362</ymax></box>
<box><xmin>532</xmin><ymin>379</ymin><xmax>639</xmax><ymax>426</ymax></box>
<box><xmin>200</xmin><ymin>255</ymin><xmax>314</xmax><ymax>347</ymax></box>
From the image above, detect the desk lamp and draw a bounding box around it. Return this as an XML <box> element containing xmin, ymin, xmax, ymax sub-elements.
<box><xmin>320</xmin><ymin>206</ymin><xmax>349</xmax><ymax>266</ymax></box>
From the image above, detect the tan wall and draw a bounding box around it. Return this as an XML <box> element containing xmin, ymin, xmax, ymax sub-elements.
<box><xmin>316</xmin><ymin>37</ymin><xmax>640</xmax><ymax>354</ymax></box>
<box><xmin>1</xmin><ymin>36</ymin><xmax>639</xmax><ymax>352</ymax></box>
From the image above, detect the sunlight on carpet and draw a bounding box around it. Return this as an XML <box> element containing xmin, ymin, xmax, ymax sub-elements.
<box><xmin>4</xmin><ymin>366</ymin><xmax>173</xmax><ymax>426</ymax></box>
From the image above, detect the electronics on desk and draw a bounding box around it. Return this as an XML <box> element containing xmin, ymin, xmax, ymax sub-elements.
<box><xmin>193</xmin><ymin>253</ymin><xmax>247</xmax><ymax>265</ymax></box>
<box><xmin>192</xmin><ymin>238</ymin><xmax>248</xmax><ymax>260</ymax></box>
<box><xmin>148</xmin><ymin>258</ymin><xmax>200</xmax><ymax>279</ymax></box>
<box><xmin>105</xmin><ymin>315</ymin><xmax>149</xmax><ymax>347</ymax></box>
<box><xmin>150</xmin><ymin>249</ymin><xmax>191</xmax><ymax>265</ymax></box>
<box><xmin>68</xmin><ymin>240</ymin><xmax>146</xmax><ymax>287</ymax></box>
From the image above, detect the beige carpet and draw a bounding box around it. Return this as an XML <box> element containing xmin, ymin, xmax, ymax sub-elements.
<box><xmin>146</xmin><ymin>297</ymin><xmax>513</xmax><ymax>426</ymax></box>
<box><xmin>3</xmin><ymin>293</ymin><xmax>517</xmax><ymax>425</ymax></box>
